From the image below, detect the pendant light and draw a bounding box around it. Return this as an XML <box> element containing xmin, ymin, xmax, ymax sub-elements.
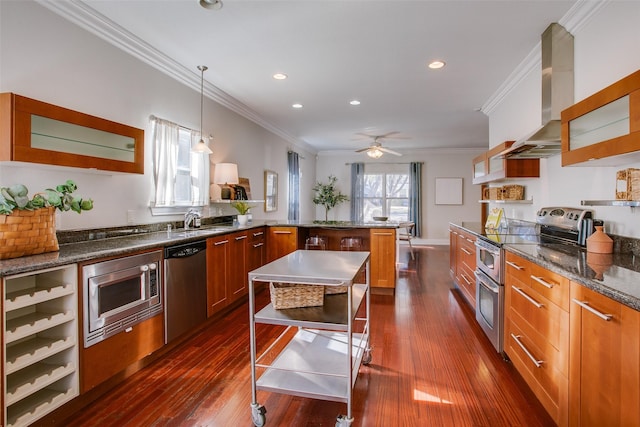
<box><xmin>193</xmin><ymin>65</ymin><xmax>213</xmax><ymax>154</ymax></box>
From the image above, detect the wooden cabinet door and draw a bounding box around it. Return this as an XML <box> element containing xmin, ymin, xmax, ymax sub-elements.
<box><xmin>206</xmin><ymin>235</ymin><xmax>230</xmax><ymax>316</ymax></box>
<box><xmin>228</xmin><ymin>231</ymin><xmax>248</xmax><ymax>302</ymax></box>
<box><xmin>267</xmin><ymin>227</ymin><xmax>298</xmax><ymax>262</ymax></box>
<box><xmin>248</xmin><ymin>227</ymin><xmax>266</xmax><ymax>273</ymax></box>
<box><xmin>449</xmin><ymin>227</ymin><xmax>458</xmax><ymax>278</ymax></box>
<box><xmin>569</xmin><ymin>282</ymin><xmax>640</xmax><ymax>426</ymax></box>
<box><xmin>369</xmin><ymin>229</ymin><xmax>396</xmax><ymax>289</ymax></box>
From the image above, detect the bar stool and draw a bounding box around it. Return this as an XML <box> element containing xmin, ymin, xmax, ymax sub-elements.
<box><xmin>305</xmin><ymin>236</ymin><xmax>327</xmax><ymax>251</ymax></box>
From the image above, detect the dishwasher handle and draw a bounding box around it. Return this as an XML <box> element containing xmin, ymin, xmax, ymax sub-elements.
<box><xmin>165</xmin><ymin>240</ymin><xmax>207</xmax><ymax>259</ymax></box>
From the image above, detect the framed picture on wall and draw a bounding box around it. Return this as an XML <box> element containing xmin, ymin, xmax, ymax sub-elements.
<box><xmin>435</xmin><ymin>177</ymin><xmax>463</xmax><ymax>205</ymax></box>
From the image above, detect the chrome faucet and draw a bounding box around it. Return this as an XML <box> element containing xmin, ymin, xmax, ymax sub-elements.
<box><xmin>184</xmin><ymin>209</ymin><xmax>201</xmax><ymax>230</ymax></box>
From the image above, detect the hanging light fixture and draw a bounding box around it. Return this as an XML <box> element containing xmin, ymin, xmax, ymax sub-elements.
<box><xmin>367</xmin><ymin>148</ymin><xmax>384</xmax><ymax>159</ymax></box>
<box><xmin>199</xmin><ymin>0</ymin><xmax>223</xmax><ymax>10</ymax></box>
<box><xmin>193</xmin><ymin>65</ymin><xmax>213</xmax><ymax>154</ymax></box>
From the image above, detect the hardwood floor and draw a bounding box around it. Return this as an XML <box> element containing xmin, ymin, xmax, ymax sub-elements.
<box><xmin>61</xmin><ymin>246</ymin><xmax>554</xmax><ymax>427</ymax></box>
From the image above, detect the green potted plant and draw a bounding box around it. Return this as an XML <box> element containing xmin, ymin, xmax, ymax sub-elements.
<box><xmin>0</xmin><ymin>180</ymin><xmax>93</xmax><ymax>259</ymax></box>
<box><xmin>231</xmin><ymin>201</ymin><xmax>255</xmax><ymax>225</ymax></box>
<box><xmin>312</xmin><ymin>175</ymin><xmax>349</xmax><ymax>221</ymax></box>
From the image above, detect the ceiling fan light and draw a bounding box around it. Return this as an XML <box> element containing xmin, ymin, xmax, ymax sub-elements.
<box><xmin>200</xmin><ymin>0</ymin><xmax>223</xmax><ymax>10</ymax></box>
<box><xmin>367</xmin><ymin>148</ymin><xmax>383</xmax><ymax>159</ymax></box>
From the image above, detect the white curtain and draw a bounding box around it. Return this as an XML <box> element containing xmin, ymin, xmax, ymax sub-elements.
<box><xmin>189</xmin><ymin>130</ymin><xmax>209</xmax><ymax>206</ymax></box>
<box><xmin>151</xmin><ymin>117</ymin><xmax>179</xmax><ymax>207</ymax></box>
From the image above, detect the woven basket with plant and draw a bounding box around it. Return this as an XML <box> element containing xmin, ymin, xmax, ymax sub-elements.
<box><xmin>0</xmin><ymin>180</ymin><xmax>93</xmax><ymax>260</ymax></box>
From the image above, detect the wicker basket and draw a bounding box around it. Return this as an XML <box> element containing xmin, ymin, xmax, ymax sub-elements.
<box><xmin>502</xmin><ymin>185</ymin><xmax>525</xmax><ymax>200</ymax></box>
<box><xmin>488</xmin><ymin>187</ymin><xmax>504</xmax><ymax>200</ymax></box>
<box><xmin>0</xmin><ymin>207</ymin><xmax>59</xmax><ymax>260</ymax></box>
<box><xmin>324</xmin><ymin>285</ymin><xmax>348</xmax><ymax>295</ymax></box>
<box><xmin>616</xmin><ymin>168</ymin><xmax>640</xmax><ymax>201</ymax></box>
<box><xmin>269</xmin><ymin>282</ymin><xmax>324</xmax><ymax>309</ymax></box>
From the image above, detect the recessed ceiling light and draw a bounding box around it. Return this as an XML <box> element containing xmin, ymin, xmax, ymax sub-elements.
<box><xmin>273</xmin><ymin>73</ymin><xmax>288</xmax><ymax>80</ymax></box>
<box><xmin>428</xmin><ymin>60</ymin><xmax>446</xmax><ymax>69</ymax></box>
<box><xmin>350</xmin><ymin>100</ymin><xmax>361</xmax><ymax>106</ymax></box>
<box><xmin>199</xmin><ymin>0</ymin><xmax>223</xmax><ymax>10</ymax></box>
<box><xmin>292</xmin><ymin>103</ymin><xmax>303</xmax><ymax>109</ymax></box>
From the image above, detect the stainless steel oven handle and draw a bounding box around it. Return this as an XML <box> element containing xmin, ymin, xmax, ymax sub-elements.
<box><xmin>510</xmin><ymin>334</ymin><xmax>543</xmax><ymax>368</ymax></box>
<box><xmin>531</xmin><ymin>275</ymin><xmax>554</xmax><ymax>289</ymax></box>
<box><xmin>474</xmin><ymin>271</ymin><xmax>499</xmax><ymax>293</ymax></box>
<box><xmin>512</xmin><ymin>286</ymin><xmax>544</xmax><ymax>308</ymax></box>
<box><xmin>505</xmin><ymin>260</ymin><xmax>524</xmax><ymax>271</ymax></box>
<box><xmin>572</xmin><ymin>299</ymin><xmax>613</xmax><ymax>321</ymax></box>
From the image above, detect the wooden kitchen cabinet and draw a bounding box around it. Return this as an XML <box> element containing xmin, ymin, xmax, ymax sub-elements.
<box><xmin>472</xmin><ymin>141</ymin><xmax>540</xmax><ymax>184</ymax></box>
<box><xmin>267</xmin><ymin>226</ymin><xmax>299</xmax><ymax>262</ymax></box>
<box><xmin>562</xmin><ymin>70</ymin><xmax>640</xmax><ymax>167</ymax></box>
<box><xmin>228</xmin><ymin>231</ymin><xmax>248</xmax><ymax>303</ymax></box>
<box><xmin>569</xmin><ymin>282</ymin><xmax>640</xmax><ymax>426</ymax></box>
<box><xmin>369</xmin><ymin>228</ymin><xmax>396</xmax><ymax>290</ymax></box>
<box><xmin>81</xmin><ymin>314</ymin><xmax>163</xmax><ymax>393</ymax></box>
<box><xmin>247</xmin><ymin>227</ymin><xmax>266</xmax><ymax>273</ymax></box>
<box><xmin>449</xmin><ymin>225</ymin><xmax>476</xmax><ymax>308</ymax></box>
<box><xmin>206</xmin><ymin>234</ymin><xmax>231</xmax><ymax>316</ymax></box>
<box><xmin>0</xmin><ymin>93</ymin><xmax>144</xmax><ymax>174</ymax></box>
<box><xmin>504</xmin><ymin>251</ymin><xmax>569</xmax><ymax>426</ymax></box>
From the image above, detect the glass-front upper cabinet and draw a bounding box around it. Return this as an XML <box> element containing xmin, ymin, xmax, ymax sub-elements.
<box><xmin>561</xmin><ymin>70</ymin><xmax>640</xmax><ymax>167</ymax></box>
<box><xmin>0</xmin><ymin>93</ymin><xmax>144</xmax><ymax>174</ymax></box>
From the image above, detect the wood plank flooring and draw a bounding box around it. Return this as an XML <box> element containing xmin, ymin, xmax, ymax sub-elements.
<box><xmin>61</xmin><ymin>246</ymin><xmax>554</xmax><ymax>426</ymax></box>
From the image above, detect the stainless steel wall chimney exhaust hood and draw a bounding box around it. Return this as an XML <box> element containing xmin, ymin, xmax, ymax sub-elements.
<box><xmin>501</xmin><ymin>23</ymin><xmax>574</xmax><ymax>159</ymax></box>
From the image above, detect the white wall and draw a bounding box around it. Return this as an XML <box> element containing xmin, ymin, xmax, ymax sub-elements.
<box><xmin>487</xmin><ymin>1</ymin><xmax>640</xmax><ymax>238</ymax></box>
<box><xmin>0</xmin><ymin>1</ymin><xmax>316</xmax><ymax>229</ymax></box>
<box><xmin>316</xmin><ymin>149</ymin><xmax>484</xmax><ymax>244</ymax></box>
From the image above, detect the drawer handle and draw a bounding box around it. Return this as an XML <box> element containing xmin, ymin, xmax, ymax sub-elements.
<box><xmin>236</xmin><ymin>235</ymin><xmax>248</xmax><ymax>241</ymax></box>
<box><xmin>253</xmin><ymin>231</ymin><xmax>264</xmax><ymax>237</ymax></box>
<box><xmin>274</xmin><ymin>231</ymin><xmax>292</xmax><ymax>234</ymax></box>
<box><xmin>214</xmin><ymin>239</ymin><xmax>229</xmax><ymax>246</ymax></box>
<box><xmin>572</xmin><ymin>299</ymin><xmax>613</xmax><ymax>321</ymax></box>
<box><xmin>505</xmin><ymin>261</ymin><xmax>524</xmax><ymax>271</ymax></box>
<box><xmin>531</xmin><ymin>275</ymin><xmax>554</xmax><ymax>289</ymax></box>
<box><xmin>466</xmin><ymin>238</ymin><xmax>474</xmax><ymax>243</ymax></box>
<box><xmin>512</xmin><ymin>286</ymin><xmax>544</xmax><ymax>308</ymax></box>
<box><xmin>253</xmin><ymin>243</ymin><xmax>264</xmax><ymax>248</ymax></box>
<box><xmin>374</xmin><ymin>232</ymin><xmax>393</xmax><ymax>236</ymax></box>
<box><xmin>451</xmin><ymin>231</ymin><xmax>458</xmax><ymax>235</ymax></box>
<box><xmin>511</xmin><ymin>334</ymin><xmax>543</xmax><ymax>368</ymax></box>
<box><xmin>460</xmin><ymin>248</ymin><xmax>472</xmax><ymax>255</ymax></box>
<box><xmin>460</xmin><ymin>273</ymin><xmax>472</xmax><ymax>285</ymax></box>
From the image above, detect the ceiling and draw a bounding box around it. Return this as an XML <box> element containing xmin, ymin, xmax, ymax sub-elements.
<box><xmin>55</xmin><ymin>0</ymin><xmax>578</xmax><ymax>155</ymax></box>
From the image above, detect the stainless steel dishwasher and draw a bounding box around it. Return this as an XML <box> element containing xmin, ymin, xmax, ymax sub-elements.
<box><xmin>164</xmin><ymin>240</ymin><xmax>208</xmax><ymax>343</ymax></box>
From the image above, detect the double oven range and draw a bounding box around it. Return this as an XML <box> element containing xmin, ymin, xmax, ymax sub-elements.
<box><xmin>473</xmin><ymin>207</ymin><xmax>595</xmax><ymax>353</ymax></box>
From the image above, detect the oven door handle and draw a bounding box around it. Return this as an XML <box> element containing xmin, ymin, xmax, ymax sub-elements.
<box><xmin>474</xmin><ymin>271</ymin><xmax>499</xmax><ymax>293</ymax></box>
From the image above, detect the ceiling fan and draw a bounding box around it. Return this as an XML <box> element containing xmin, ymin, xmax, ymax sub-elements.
<box><xmin>354</xmin><ymin>132</ymin><xmax>405</xmax><ymax>158</ymax></box>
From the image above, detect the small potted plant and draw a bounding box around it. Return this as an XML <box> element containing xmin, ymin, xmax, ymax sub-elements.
<box><xmin>312</xmin><ymin>175</ymin><xmax>349</xmax><ymax>221</ymax></box>
<box><xmin>231</xmin><ymin>201</ymin><xmax>255</xmax><ymax>226</ymax></box>
<box><xmin>0</xmin><ymin>180</ymin><xmax>93</xmax><ymax>259</ymax></box>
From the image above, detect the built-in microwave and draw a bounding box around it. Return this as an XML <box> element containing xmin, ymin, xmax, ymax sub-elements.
<box><xmin>82</xmin><ymin>250</ymin><xmax>163</xmax><ymax>347</ymax></box>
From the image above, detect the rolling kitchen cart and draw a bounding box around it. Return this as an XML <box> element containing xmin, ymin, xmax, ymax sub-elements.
<box><xmin>248</xmin><ymin>250</ymin><xmax>371</xmax><ymax>427</ymax></box>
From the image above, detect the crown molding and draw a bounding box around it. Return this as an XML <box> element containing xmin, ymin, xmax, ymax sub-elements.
<box><xmin>34</xmin><ymin>0</ymin><xmax>315</xmax><ymax>155</ymax></box>
<box><xmin>481</xmin><ymin>0</ymin><xmax>610</xmax><ymax>116</ymax></box>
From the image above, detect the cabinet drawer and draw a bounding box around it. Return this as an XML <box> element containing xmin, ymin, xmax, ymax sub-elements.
<box><xmin>529</xmin><ymin>264</ymin><xmax>569</xmax><ymax>311</ymax></box>
<box><xmin>505</xmin><ymin>252</ymin><xmax>569</xmax><ymax>311</ymax></box>
<box><xmin>505</xmin><ymin>252</ymin><xmax>532</xmax><ymax>285</ymax></box>
<box><xmin>507</xmin><ymin>282</ymin><xmax>569</xmax><ymax>365</ymax></box>
<box><xmin>506</xmin><ymin>320</ymin><xmax>568</xmax><ymax>423</ymax></box>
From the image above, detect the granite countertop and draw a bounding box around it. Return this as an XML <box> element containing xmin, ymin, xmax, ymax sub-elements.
<box><xmin>450</xmin><ymin>221</ymin><xmax>640</xmax><ymax>311</ymax></box>
<box><xmin>504</xmin><ymin>243</ymin><xmax>640</xmax><ymax>311</ymax></box>
<box><xmin>0</xmin><ymin>220</ymin><xmax>403</xmax><ymax>278</ymax></box>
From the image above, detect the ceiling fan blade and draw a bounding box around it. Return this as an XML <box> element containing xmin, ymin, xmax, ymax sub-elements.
<box><xmin>355</xmin><ymin>147</ymin><xmax>371</xmax><ymax>153</ymax></box>
<box><xmin>379</xmin><ymin>147</ymin><xmax>402</xmax><ymax>156</ymax></box>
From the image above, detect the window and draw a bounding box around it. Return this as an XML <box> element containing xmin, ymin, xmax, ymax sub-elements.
<box><xmin>363</xmin><ymin>172</ymin><xmax>410</xmax><ymax>222</ymax></box>
<box><xmin>151</xmin><ymin>116</ymin><xmax>209</xmax><ymax>209</ymax></box>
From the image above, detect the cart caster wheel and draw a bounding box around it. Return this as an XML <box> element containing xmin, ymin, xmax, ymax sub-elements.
<box><xmin>363</xmin><ymin>348</ymin><xmax>372</xmax><ymax>365</ymax></box>
<box><xmin>251</xmin><ymin>403</ymin><xmax>267</xmax><ymax>427</ymax></box>
<box><xmin>335</xmin><ymin>414</ymin><xmax>353</xmax><ymax>427</ymax></box>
